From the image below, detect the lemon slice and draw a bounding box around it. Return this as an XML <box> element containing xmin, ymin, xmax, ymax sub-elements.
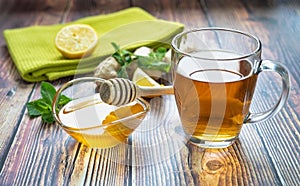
<box><xmin>132</xmin><ymin>68</ymin><xmax>161</xmax><ymax>87</ymax></box>
<box><xmin>55</xmin><ymin>24</ymin><xmax>98</xmax><ymax>59</ymax></box>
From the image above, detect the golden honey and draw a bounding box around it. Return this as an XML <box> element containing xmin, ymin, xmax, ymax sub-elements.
<box><xmin>58</xmin><ymin>95</ymin><xmax>147</xmax><ymax>148</ymax></box>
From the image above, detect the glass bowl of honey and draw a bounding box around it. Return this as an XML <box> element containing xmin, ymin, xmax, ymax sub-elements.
<box><xmin>52</xmin><ymin>77</ymin><xmax>150</xmax><ymax>148</ymax></box>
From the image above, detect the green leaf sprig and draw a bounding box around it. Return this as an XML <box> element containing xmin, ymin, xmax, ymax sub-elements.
<box><xmin>136</xmin><ymin>47</ymin><xmax>170</xmax><ymax>72</ymax></box>
<box><xmin>26</xmin><ymin>82</ymin><xmax>72</xmax><ymax>123</ymax></box>
<box><xmin>111</xmin><ymin>43</ymin><xmax>170</xmax><ymax>79</ymax></box>
<box><xmin>111</xmin><ymin>42</ymin><xmax>136</xmax><ymax>79</ymax></box>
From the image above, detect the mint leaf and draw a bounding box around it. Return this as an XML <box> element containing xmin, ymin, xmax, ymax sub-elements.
<box><xmin>117</xmin><ymin>66</ymin><xmax>129</xmax><ymax>79</ymax></box>
<box><xmin>149</xmin><ymin>47</ymin><xmax>167</xmax><ymax>61</ymax></box>
<box><xmin>111</xmin><ymin>43</ymin><xmax>170</xmax><ymax>77</ymax></box>
<box><xmin>58</xmin><ymin>95</ymin><xmax>72</xmax><ymax>107</ymax></box>
<box><xmin>26</xmin><ymin>100</ymin><xmax>43</xmax><ymax>117</ymax></box>
<box><xmin>137</xmin><ymin>56</ymin><xmax>170</xmax><ymax>72</ymax></box>
<box><xmin>111</xmin><ymin>42</ymin><xmax>120</xmax><ymax>51</ymax></box>
<box><xmin>136</xmin><ymin>46</ymin><xmax>170</xmax><ymax>73</ymax></box>
<box><xmin>41</xmin><ymin>112</ymin><xmax>55</xmax><ymax>123</ymax></box>
<box><xmin>41</xmin><ymin>82</ymin><xmax>56</xmax><ymax>105</ymax></box>
<box><xmin>111</xmin><ymin>42</ymin><xmax>136</xmax><ymax>78</ymax></box>
<box><xmin>26</xmin><ymin>82</ymin><xmax>72</xmax><ymax>124</ymax></box>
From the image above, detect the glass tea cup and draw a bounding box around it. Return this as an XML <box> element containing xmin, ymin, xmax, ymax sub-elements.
<box><xmin>171</xmin><ymin>27</ymin><xmax>290</xmax><ymax>148</ymax></box>
<box><xmin>52</xmin><ymin>77</ymin><xmax>150</xmax><ymax>148</ymax></box>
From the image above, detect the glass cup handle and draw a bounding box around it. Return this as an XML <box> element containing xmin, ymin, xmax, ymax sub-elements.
<box><xmin>245</xmin><ymin>60</ymin><xmax>291</xmax><ymax>123</ymax></box>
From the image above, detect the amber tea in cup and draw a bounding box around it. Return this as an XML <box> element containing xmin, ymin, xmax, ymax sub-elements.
<box><xmin>52</xmin><ymin>77</ymin><xmax>150</xmax><ymax>148</ymax></box>
<box><xmin>171</xmin><ymin>28</ymin><xmax>290</xmax><ymax>148</ymax></box>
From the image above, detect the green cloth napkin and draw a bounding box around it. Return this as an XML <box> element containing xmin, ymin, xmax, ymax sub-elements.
<box><xmin>3</xmin><ymin>7</ymin><xmax>184</xmax><ymax>82</ymax></box>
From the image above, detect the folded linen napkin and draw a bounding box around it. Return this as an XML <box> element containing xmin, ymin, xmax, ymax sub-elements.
<box><xmin>3</xmin><ymin>7</ymin><xmax>184</xmax><ymax>82</ymax></box>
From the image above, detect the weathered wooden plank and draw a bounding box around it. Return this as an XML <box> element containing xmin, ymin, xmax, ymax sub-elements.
<box><xmin>130</xmin><ymin>96</ymin><xmax>194</xmax><ymax>185</ymax></box>
<box><xmin>0</xmin><ymin>37</ymin><xmax>34</xmax><ymax>170</ymax></box>
<box><xmin>132</xmin><ymin>0</ymin><xmax>208</xmax><ymax>28</ymax></box>
<box><xmin>69</xmin><ymin>0</ymin><xmax>131</xmax><ymax>21</ymax></box>
<box><xmin>0</xmin><ymin>115</ymin><xmax>79</xmax><ymax>185</ymax></box>
<box><xmin>68</xmin><ymin>144</ymin><xmax>130</xmax><ymax>185</ymax></box>
<box><xmin>0</xmin><ymin>0</ymin><xmax>70</xmax><ymax>173</ymax></box>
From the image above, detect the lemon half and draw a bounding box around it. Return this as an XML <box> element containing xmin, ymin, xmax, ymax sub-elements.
<box><xmin>55</xmin><ymin>24</ymin><xmax>98</xmax><ymax>59</ymax></box>
<box><xmin>132</xmin><ymin>68</ymin><xmax>161</xmax><ymax>87</ymax></box>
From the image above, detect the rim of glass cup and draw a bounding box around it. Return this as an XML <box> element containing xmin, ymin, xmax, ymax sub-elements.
<box><xmin>52</xmin><ymin>77</ymin><xmax>151</xmax><ymax>132</ymax></box>
<box><xmin>171</xmin><ymin>27</ymin><xmax>262</xmax><ymax>61</ymax></box>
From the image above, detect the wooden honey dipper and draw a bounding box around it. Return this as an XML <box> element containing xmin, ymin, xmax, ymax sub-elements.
<box><xmin>98</xmin><ymin>78</ymin><xmax>174</xmax><ymax>106</ymax></box>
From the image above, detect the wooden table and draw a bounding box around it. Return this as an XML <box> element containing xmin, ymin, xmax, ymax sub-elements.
<box><xmin>0</xmin><ymin>0</ymin><xmax>299</xmax><ymax>185</ymax></box>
